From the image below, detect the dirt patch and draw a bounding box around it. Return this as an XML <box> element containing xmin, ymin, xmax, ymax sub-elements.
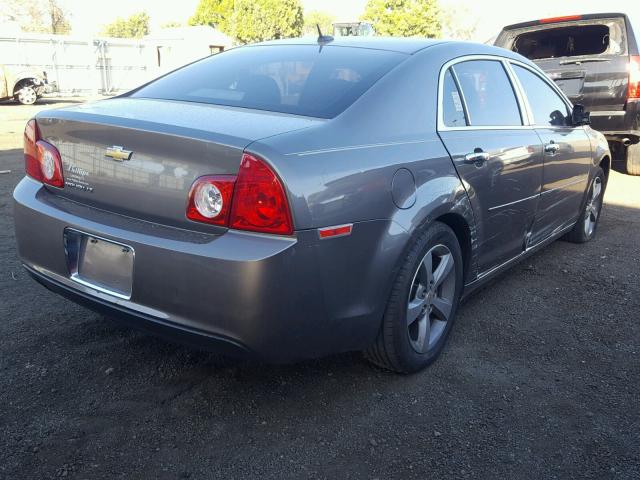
<box><xmin>1</xmin><ymin>101</ymin><xmax>638</xmax><ymax>479</ymax></box>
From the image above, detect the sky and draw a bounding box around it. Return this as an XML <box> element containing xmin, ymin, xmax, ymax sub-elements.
<box><xmin>61</xmin><ymin>0</ymin><xmax>640</xmax><ymax>42</ymax></box>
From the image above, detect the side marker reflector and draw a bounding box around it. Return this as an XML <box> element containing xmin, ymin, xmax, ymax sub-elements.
<box><xmin>318</xmin><ymin>224</ymin><xmax>353</xmax><ymax>239</ymax></box>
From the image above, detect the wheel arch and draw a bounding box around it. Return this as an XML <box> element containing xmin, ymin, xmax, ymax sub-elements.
<box><xmin>13</xmin><ymin>77</ymin><xmax>40</xmax><ymax>94</ymax></box>
<box><xmin>434</xmin><ymin>212</ymin><xmax>473</xmax><ymax>285</ymax></box>
<box><xmin>599</xmin><ymin>154</ymin><xmax>611</xmax><ymax>186</ymax></box>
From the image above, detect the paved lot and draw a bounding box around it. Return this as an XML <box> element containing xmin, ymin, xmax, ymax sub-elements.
<box><xmin>1</xmin><ymin>100</ymin><xmax>639</xmax><ymax>479</ymax></box>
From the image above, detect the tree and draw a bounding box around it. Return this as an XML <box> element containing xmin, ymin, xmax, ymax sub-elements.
<box><xmin>2</xmin><ymin>0</ymin><xmax>71</xmax><ymax>34</ymax></box>
<box><xmin>361</xmin><ymin>0</ymin><xmax>442</xmax><ymax>38</ymax></box>
<box><xmin>441</xmin><ymin>5</ymin><xmax>476</xmax><ymax>41</ymax></box>
<box><xmin>189</xmin><ymin>0</ymin><xmax>234</xmax><ymax>33</ymax></box>
<box><xmin>102</xmin><ymin>12</ymin><xmax>150</xmax><ymax>39</ymax></box>
<box><xmin>47</xmin><ymin>0</ymin><xmax>70</xmax><ymax>34</ymax></box>
<box><xmin>230</xmin><ymin>0</ymin><xmax>303</xmax><ymax>44</ymax></box>
<box><xmin>303</xmin><ymin>10</ymin><xmax>335</xmax><ymax>37</ymax></box>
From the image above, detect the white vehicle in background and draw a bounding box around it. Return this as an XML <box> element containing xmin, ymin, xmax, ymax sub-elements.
<box><xmin>0</xmin><ymin>65</ymin><xmax>53</xmax><ymax>105</ymax></box>
<box><xmin>332</xmin><ymin>22</ymin><xmax>375</xmax><ymax>37</ymax></box>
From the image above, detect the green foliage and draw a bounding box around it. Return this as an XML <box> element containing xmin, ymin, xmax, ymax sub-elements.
<box><xmin>4</xmin><ymin>0</ymin><xmax>71</xmax><ymax>34</ymax></box>
<box><xmin>189</xmin><ymin>0</ymin><xmax>303</xmax><ymax>42</ymax></box>
<box><xmin>441</xmin><ymin>6</ymin><xmax>477</xmax><ymax>40</ymax></box>
<box><xmin>102</xmin><ymin>12</ymin><xmax>150</xmax><ymax>39</ymax></box>
<box><xmin>189</xmin><ymin>0</ymin><xmax>234</xmax><ymax>33</ymax></box>
<box><xmin>362</xmin><ymin>0</ymin><xmax>442</xmax><ymax>38</ymax></box>
<box><xmin>303</xmin><ymin>10</ymin><xmax>335</xmax><ymax>37</ymax></box>
<box><xmin>230</xmin><ymin>0</ymin><xmax>304</xmax><ymax>44</ymax></box>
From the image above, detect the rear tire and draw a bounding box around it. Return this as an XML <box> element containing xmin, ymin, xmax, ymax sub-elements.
<box><xmin>564</xmin><ymin>167</ymin><xmax>605</xmax><ymax>243</ymax></box>
<box><xmin>626</xmin><ymin>143</ymin><xmax>640</xmax><ymax>176</ymax></box>
<box><xmin>364</xmin><ymin>222</ymin><xmax>463</xmax><ymax>373</ymax></box>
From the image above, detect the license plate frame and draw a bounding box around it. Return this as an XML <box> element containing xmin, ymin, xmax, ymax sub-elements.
<box><xmin>64</xmin><ymin>228</ymin><xmax>134</xmax><ymax>300</ymax></box>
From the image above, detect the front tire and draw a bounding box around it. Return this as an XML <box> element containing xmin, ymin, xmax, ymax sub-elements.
<box><xmin>365</xmin><ymin>222</ymin><xmax>463</xmax><ymax>373</ymax></box>
<box><xmin>564</xmin><ymin>167</ymin><xmax>605</xmax><ymax>243</ymax></box>
<box><xmin>15</xmin><ymin>85</ymin><xmax>38</xmax><ymax>105</ymax></box>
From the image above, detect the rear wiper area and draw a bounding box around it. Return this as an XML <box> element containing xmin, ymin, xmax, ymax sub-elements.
<box><xmin>558</xmin><ymin>57</ymin><xmax>611</xmax><ymax>65</ymax></box>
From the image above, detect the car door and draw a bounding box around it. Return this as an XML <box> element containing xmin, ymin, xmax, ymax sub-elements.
<box><xmin>509</xmin><ymin>62</ymin><xmax>592</xmax><ymax>245</ymax></box>
<box><xmin>437</xmin><ymin>58</ymin><xmax>544</xmax><ymax>273</ymax></box>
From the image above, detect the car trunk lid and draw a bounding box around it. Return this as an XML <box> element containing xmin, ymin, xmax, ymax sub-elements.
<box><xmin>35</xmin><ymin>98</ymin><xmax>322</xmax><ymax>231</ymax></box>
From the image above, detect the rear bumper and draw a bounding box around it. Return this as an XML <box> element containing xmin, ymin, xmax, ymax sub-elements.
<box><xmin>14</xmin><ymin>178</ymin><xmax>400</xmax><ymax>362</ymax></box>
<box><xmin>590</xmin><ymin>100</ymin><xmax>640</xmax><ymax>141</ymax></box>
<box><xmin>25</xmin><ymin>264</ymin><xmax>251</xmax><ymax>358</ymax></box>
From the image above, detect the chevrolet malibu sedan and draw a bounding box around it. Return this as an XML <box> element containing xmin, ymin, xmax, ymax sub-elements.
<box><xmin>13</xmin><ymin>37</ymin><xmax>610</xmax><ymax>373</ymax></box>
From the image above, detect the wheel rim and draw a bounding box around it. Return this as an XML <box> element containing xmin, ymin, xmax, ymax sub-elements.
<box><xmin>18</xmin><ymin>87</ymin><xmax>36</xmax><ymax>104</ymax></box>
<box><xmin>407</xmin><ymin>244</ymin><xmax>456</xmax><ymax>354</ymax></box>
<box><xmin>583</xmin><ymin>176</ymin><xmax>602</xmax><ymax>237</ymax></box>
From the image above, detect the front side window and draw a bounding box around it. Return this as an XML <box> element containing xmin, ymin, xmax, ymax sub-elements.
<box><xmin>452</xmin><ymin>60</ymin><xmax>522</xmax><ymax>126</ymax></box>
<box><xmin>513</xmin><ymin>65</ymin><xmax>571</xmax><ymax>127</ymax></box>
<box><xmin>130</xmin><ymin>45</ymin><xmax>406</xmax><ymax>119</ymax></box>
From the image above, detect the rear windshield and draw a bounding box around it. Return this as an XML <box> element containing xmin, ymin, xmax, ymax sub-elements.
<box><xmin>509</xmin><ymin>20</ymin><xmax>627</xmax><ymax>60</ymax></box>
<box><xmin>130</xmin><ymin>45</ymin><xmax>406</xmax><ymax>119</ymax></box>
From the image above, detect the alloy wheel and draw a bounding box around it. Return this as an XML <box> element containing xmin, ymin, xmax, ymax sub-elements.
<box><xmin>407</xmin><ymin>244</ymin><xmax>456</xmax><ymax>354</ymax></box>
<box><xmin>583</xmin><ymin>176</ymin><xmax>602</xmax><ymax>238</ymax></box>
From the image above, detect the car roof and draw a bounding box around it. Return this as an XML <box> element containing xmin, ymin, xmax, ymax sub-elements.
<box><xmin>251</xmin><ymin>37</ymin><xmax>446</xmax><ymax>55</ymax></box>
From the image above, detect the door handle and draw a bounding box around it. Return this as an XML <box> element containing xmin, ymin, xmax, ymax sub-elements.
<box><xmin>464</xmin><ymin>150</ymin><xmax>489</xmax><ymax>166</ymax></box>
<box><xmin>544</xmin><ymin>142</ymin><xmax>560</xmax><ymax>155</ymax></box>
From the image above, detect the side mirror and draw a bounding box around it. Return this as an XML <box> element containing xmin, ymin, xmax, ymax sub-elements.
<box><xmin>572</xmin><ymin>104</ymin><xmax>591</xmax><ymax>126</ymax></box>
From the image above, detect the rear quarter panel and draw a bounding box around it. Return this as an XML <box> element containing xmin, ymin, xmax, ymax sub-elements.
<box><xmin>248</xmin><ymin>45</ymin><xmax>481</xmax><ymax>336</ymax></box>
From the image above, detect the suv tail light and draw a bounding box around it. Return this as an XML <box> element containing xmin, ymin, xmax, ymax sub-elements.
<box><xmin>629</xmin><ymin>56</ymin><xmax>640</xmax><ymax>100</ymax></box>
<box><xmin>24</xmin><ymin>119</ymin><xmax>64</xmax><ymax>188</ymax></box>
<box><xmin>186</xmin><ymin>153</ymin><xmax>293</xmax><ymax>235</ymax></box>
<box><xmin>539</xmin><ymin>15</ymin><xmax>581</xmax><ymax>24</ymax></box>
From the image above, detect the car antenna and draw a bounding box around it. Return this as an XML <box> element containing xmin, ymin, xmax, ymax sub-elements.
<box><xmin>317</xmin><ymin>24</ymin><xmax>334</xmax><ymax>47</ymax></box>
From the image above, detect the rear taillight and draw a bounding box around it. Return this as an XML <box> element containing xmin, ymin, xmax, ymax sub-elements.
<box><xmin>186</xmin><ymin>175</ymin><xmax>236</xmax><ymax>226</ymax></box>
<box><xmin>629</xmin><ymin>56</ymin><xmax>640</xmax><ymax>100</ymax></box>
<box><xmin>186</xmin><ymin>153</ymin><xmax>293</xmax><ymax>235</ymax></box>
<box><xmin>229</xmin><ymin>153</ymin><xmax>293</xmax><ymax>235</ymax></box>
<box><xmin>24</xmin><ymin>119</ymin><xmax>64</xmax><ymax>188</ymax></box>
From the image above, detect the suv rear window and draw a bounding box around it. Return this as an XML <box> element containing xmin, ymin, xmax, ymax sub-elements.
<box><xmin>130</xmin><ymin>45</ymin><xmax>406</xmax><ymax>119</ymax></box>
<box><xmin>509</xmin><ymin>20</ymin><xmax>627</xmax><ymax>60</ymax></box>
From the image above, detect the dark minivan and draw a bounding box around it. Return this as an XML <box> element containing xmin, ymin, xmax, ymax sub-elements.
<box><xmin>495</xmin><ymin>13</ymin><xmax>640</xmax><ymax>174</ymax></box>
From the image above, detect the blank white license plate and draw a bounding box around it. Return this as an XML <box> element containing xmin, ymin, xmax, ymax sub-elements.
<box><xmin>65</xmin><ymin>229</ymin><xmax>134</xmax><ymax>299</ymax></box>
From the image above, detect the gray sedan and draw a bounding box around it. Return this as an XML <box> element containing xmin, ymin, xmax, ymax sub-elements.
<box><xmin>13</xmin><ymin>37</ymin><xmax>610</xmax><ymax>373</ymax></box>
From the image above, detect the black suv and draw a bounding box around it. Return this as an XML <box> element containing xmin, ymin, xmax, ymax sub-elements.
<box><xmin>495</xmin><ymin>13</ymin><xmax>640</xmax><ymax>175</ymax></box>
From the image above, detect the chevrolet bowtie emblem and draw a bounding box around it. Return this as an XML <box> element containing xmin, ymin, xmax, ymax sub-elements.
<box><xmin>105</xmin><ymin>145</ymin><xmax>133</xmax><ymax>162</ymax></box>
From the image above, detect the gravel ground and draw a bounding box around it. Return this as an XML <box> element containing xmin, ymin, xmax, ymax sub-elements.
<box><xmin>1</xmin><ymin>100</ymin><xmax>639</xmax><ymax>479</ymax></box>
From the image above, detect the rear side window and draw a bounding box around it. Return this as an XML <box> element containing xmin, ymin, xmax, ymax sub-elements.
<box><xmin>442</xmin><ymin>70</ymin><xmax>467</xmax><ymax>127</ymax></box>
<box><xmin>510</xmin><ymin>20</ymin><xmax>627</xmax><ymax>60</ymax></box>
<box><xmin>130</xmin><ymin>45</ymin><xmax>406</xmax><ymax>119</ymax></box>
<box><xmin>452</xmin><ymin>60</ymin><xmax>522</xmax><ymax>127</ymax></box>
<box><xmin>513</xmin><ymin>65</ymin><xmax>571</xmax><ymax>127</ymax></box>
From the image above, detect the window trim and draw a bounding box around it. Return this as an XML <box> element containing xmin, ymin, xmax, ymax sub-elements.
<box><xmin>437</xmin><ymin>54</ymin><xmax>575</xmax><ymax>132</ymax></box>
<box><xmin>437</xmin><ymin>55</ymin><xmax>529</xmax><ymax>131</ymax></box>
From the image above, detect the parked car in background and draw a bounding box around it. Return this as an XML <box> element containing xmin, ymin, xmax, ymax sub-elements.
<box><xmin>14</xmin><ymin>38</ymin><xmax>610</xmax><ymax>373</ymax></box>
<box><xmin>0</xmin><ymin>65</ymin><xmax>52</xmax><ymax>105</ymax></box>
<box><xmin>495</xmin><ymin>13</ymin><xmax>640</xmax><ymax>175</ymax></box>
